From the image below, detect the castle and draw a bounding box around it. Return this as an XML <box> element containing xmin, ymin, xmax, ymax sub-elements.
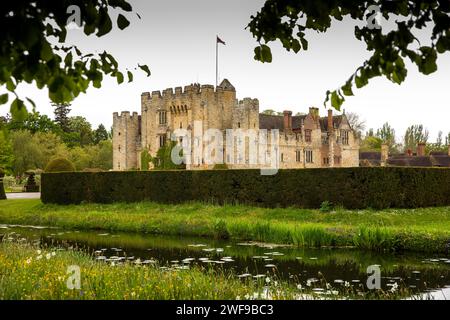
<box><xmin>113</xmin><ymin>79</ymin><xmax>360</xmax><ymax>171</ymax></box>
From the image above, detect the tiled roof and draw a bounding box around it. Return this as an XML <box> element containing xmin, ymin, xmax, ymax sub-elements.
<box><xmin>259</xmin><ymin>114</ymin><xmax>341</xmax><ymax>131</ymax></box>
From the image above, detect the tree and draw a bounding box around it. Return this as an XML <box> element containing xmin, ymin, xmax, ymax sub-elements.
<box><xmin>248</xmin><ymin>1</ymin><xmax>450</xmax><ymax>110</ymax></box>
<box><xmin>53</xmin><ymin>103</ymin><xmax>71</xmax><ymax>132</ymax></box>
<box><xmin>262</xmin><ymin>109</ymin><xmax>277</xmax><ymax>115</ymax></box>
<box><xmin>346</xmin><ymin>112</ymin><xmax>366</xmax><ymax>139</ymax></box>
<box><xmin>68</xmin><ymin>116</ymin><xmax>93</xmax><ymax>146</ymax></box>
<box><xmin>360</xmin><ymin>135</ymin><xmax>383</xmax><ymax>152</ymax></box>
<box><xmin>7</xmin><ymin>108</ymin><xmax>57</xmax><ymax>133</ymax></box>
<box><xmin>93</xmin><ymin>124</ymin><xmax>109</xmax><ymax>144</ymax></box>
<box><xmin>404</xmin><ymin>125</ymin><xmax>429</xmax><ymax>152</ymax></box>
<box><xmin>0</xmin><ymin>130</ymin><xmax>13</xmax><ymax>174</ymax></box>
<box><xmin>0</xmin><ymin>1</ymin><xmax>150</xmax><ymax>120</ymax></box>
<box><xmin>376</xmin><ymin>122</ymin><xmax>398</xmax><ymax>152</ymax></box>
<box><xmin>10</xmin><ymin>130</ymin><xmax>43</xmax><ymax>175</ymax></box>
<box><xmin>446</xmin><ymin>132</ymin><xmax>450</xmax><ymax>146</ymax></box>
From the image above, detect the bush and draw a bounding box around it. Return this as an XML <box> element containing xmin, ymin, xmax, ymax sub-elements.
<box><xmin>0</xmin><ymin>168</ymin><xmax>6</xmax><ymax>200</ymax></box>
<box><xmin>44</xmin><ymin>158</ymin><xmax>76</xmax><ymax>173</ymax></box>
<box><xmin>320</xmin><ymin>201</ymin><xmax>333</xmax><ymax>212</ymax></box>
<box><xmin>41</xmin><ymin>167</ymin><xmax>450</xmax><ymax>209</ymax></box>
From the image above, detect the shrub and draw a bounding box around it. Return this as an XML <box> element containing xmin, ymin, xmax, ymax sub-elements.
<box><xmin>44</xmin><ymin>158</ymin><xmax>76</xmax><ymax>173</ymax></box>
<box><xmin>0</xmin><ymin>168</ymin><xmax>6</xmax><ymax>200</ymax></box>
<box><xmin>320</xmin><ymin>201</ymin><xmax>333</xmax><ymax>212</ymax></box>
<box><xmin>41</xmin><ymin>167</ymin><xmax>450</xmax><ymax>209</ymax></box>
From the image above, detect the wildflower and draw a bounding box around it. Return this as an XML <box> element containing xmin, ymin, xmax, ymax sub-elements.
<box><xmin>25</xmin><ymin>258</ymin><xmax>32</xmax><ymax>264</ymax></box>
<box><xmin>274</xmin><ymin>281</ymin><xmax>278</xmax><ymax>287</ymax></box>
<box><xmin>244</xmin><ymin>294</ymin><xmax>250</xmax><ymax>300</ymax></box>
<box><xmin>326</xmin><ymin>283</ymin><xmax>332</xmax><ymax>290</ymax></box>
<box><xmin>236</xmin><ymin>295</ymin><xmax>241</xmax><ymax>300</ymax></box>
<box><xmin>344</xmin><ymin>281</ymin><xmax>350</xmax><ymax>288</ymax></box>
<box><xmin>36</xmin><ymin>255</ymin><xmax>42</xmax><ymax>260</ymax></box>
<box><xmin>51</xmin><ymin>252</ymin><xmax>56</xmax><ymax>257</ymax></box>
<box><xmin>131</xmin><ymin>292</ymin><xmax>136</xmax><ymax>297</ymax></box>
<box><xmin>297</xmin><ymin>284</ymin><xmax>303</xmax><ymax>290</ymax></box>
<box><xmin>306</xmin><ymin>280</ymin><xmax>312</xmax><ymax>287</ymax></box>
<box><xmin>36</xmin><ymin>250</ymin><xmax>41</xmax><ymax>254</ymax></box>
<box><xmin>265</xmin><ymin>277</ymin><xmax>270</xmax><ymax>284</ymax></box>
<box><xmin>46</xmin><ymin>253</ymin><xmax>51</xmax><ymax>260</ymax></box>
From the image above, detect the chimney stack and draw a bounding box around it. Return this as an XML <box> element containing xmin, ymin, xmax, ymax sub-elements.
<box><xmin>327</xmin><ymin>109</ymin><xmax>333</xmax><ymax>133</ymax></box>
<box><xmin>283</xmin><ymin>110</ymin><xmax>292</xmax><ymax>131</ymax></box>
<box><xmin>417</xmin><ymin>142</ymin><xmax>426</xmax><ymax>157</ymax></box>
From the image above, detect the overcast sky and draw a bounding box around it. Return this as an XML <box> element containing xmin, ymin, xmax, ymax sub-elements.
<box><xmin>2</xmin><ymin>0</ymin><xmax>449</xmax><ymax>142</ymax></box>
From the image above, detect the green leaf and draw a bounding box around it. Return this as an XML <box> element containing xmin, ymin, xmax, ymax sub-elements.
<box><xmin>342</xmin><ymin>81</ymin><xmax>354</xmax><ymax>96</ymax></box>
<box><xmin>330</xmin><ymin>91</ymin><xmax>344</xmax><ymax>111</ymax></box>
<box><xmin>254</xmin><ymin>45</ymin><xmax>272</xmax><ymax>63</ymax></box>
<box><xmin>10</xmin><ymin>98</ymin><xmax>28</xmax><ymax>121</ymax></box>
<box><xmin>116</xmin><ymin>71</ymin><xmax>124</xmax><ymax>84</ymax></box>
<box><xmin>127</xmin><ymin>71</ymin><xmax>133</xmax><ymax>82</ymax></box>
<box><xmin>138</xmin><ymin>64</ymin><xmax>151</xmax><ymax>77</ymax></box>
<box><xmin>117</xmin><ymin>14</ymin><xmax>130</xmax><ymax>30</ymax></box>
<box><xmin>0</xmin><ymin>93</ymin><xmax>8</xmax><ymax>105</ymax></box>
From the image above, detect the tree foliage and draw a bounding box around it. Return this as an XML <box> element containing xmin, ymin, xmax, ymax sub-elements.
<box><xmin>404</xmin><ymin>124</ymin><xmax>429</xmax><ymax>152</ymax></box>
<box><xmin>248</xmin><ymin>0</ymin><xmax>450</xmax><ymax>110</ymax></box>
<box><xmin>151</xmin><ymin>141</ymin><xmax>186</xmax><ymax>170</ymax></box>
<box><xmin>0</xmin><ymin>0</ymin><xmax>150</xmax><ymax>120</ymax></box>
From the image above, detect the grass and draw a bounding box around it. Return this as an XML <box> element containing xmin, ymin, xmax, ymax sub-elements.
<box><xmin>0</xmin><ymin>241</ymin><xmax>425</xmax><ymax>300</ymax></box>
<box><xmin>0</xmin><ymin>199</ymin><xmax>450</xmax><ymax>252</ymax></box>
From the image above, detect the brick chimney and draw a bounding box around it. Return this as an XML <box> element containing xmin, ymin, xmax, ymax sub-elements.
<box><xmin>327</xmin><ymin>109</ymin><xmax>333</xmax><ymax>133</ymax></box>
<box><xmin>417</xmin><ymin>142</ymin><xmax>426</xmax><ymax>157</ymax></box>
<box><xmin>283</xmin><ymin>110</ymin><xmax>292</xmax><ymax>131</ymax></box>
<box><xmin>407</xmin><ymin>149</ymin><xmax>412</xmax><ymax>157</ymax></box>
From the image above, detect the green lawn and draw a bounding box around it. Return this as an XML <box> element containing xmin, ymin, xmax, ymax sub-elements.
<box><xmin>1</xmin><ymin>199</ymin><xmax>450</xmax><ymax>252</ymax></box>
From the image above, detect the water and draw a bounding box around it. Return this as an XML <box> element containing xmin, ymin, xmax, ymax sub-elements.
<box><xmin>1</xmin><ymin>224</ymin><xmax>450</xmax><ymax>299</ymax></box>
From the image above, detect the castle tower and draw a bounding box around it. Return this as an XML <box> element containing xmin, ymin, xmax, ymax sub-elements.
<box><xmin>113</xmin><ymin>112</ymin><xmax>141</xmax><ymax>170</ymax></box>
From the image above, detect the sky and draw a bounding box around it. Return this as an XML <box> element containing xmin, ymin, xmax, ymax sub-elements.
<box><xmin>2</xmin><ymin>0</ymin><xmax>449</xmax><ymax>142</ymax></box>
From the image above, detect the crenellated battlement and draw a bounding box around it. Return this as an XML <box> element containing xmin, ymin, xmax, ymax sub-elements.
<box><xmin>236</xmin><ymin>98</ymin><xmax>259</xmax><ymax>110</ymax></box>
<box><xmin>141</xmin><ymin>80</ymin><xmax>236</xmax><ymax>102</ymax></box>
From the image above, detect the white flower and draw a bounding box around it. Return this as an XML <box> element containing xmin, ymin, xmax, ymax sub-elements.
<box><xmin>51</xmin><ymin>252</ymin><xmax>56</xmax><ymax>257</ymax></box>
<box><xmin>131</xmin><ymin>292</ymin><xmax>136</xmax><ymax>297</ymax></box>
<box><xmin>236</xmin><ymin>296</ymin><xmax>241</xmax><ymax>300</ymax></box>
<box><xmin>306</xmin><ymin>280</ymin><xmax>312</xmax><ymax>287</ymax></box>
<box><xmin>326</xmin><ymin>283</ymin><xmax>332</xmax><ymax>289</ymax></box>
<box><xmin>297</xmin><ymin>284</ymin><xmax>303</xmax><ymax>290</ymax></box>
<box><xmin>265</xmin><ymin>277</ymin><xmax>270</xmax><ymax>284</ymax></box>
<box><xmin>25</xmin><ymin>258</ymin><xmax>32</xmax><ymax>264</ymax></box>
<box><xmin>36</xmin><ymin>255</ymin><xmax>42</xmax><ymax>260</ymax></box>
<box><xmin>45</xmin><ymin>253</ymin><xmax>51</xmax><ymax>260</ymax></box>
<box><xmin>36</xmin><ymin>250</ymin><xmax>41</xmax><ymax>255</ymax></box>
<box><xmin>331</xmin><ymin>290</ymin><xmax>339</xmax><ymax>295</ymax></box>
<box><xmin>274</xmin><ymin>281</ymin><xmax>278</xmax><ymax>287</ymax></box>
<box><xmin>344</xmin><ymin>281</ymin><xmax>350</xmax><ymax>287</ymax></box>
<box><xmin>244</xmin><ymin>294</ymin><xmax>250</xmax><ymax>300</ymax></box>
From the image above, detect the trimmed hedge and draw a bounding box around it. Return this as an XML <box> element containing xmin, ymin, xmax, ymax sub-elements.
<box><xmin>41</xmin><ymin>167</ymin><xmax>450</xmax><ymax>209</ymax></box>
<box><xmin>0</xmin><ymin>169</ymin><xmax>6</xmax><ymax>200</ymax></box>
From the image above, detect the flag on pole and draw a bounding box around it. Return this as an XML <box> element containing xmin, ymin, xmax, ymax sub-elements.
<box><xmin>217</xmin><ymin>36</ymin><xmax>226</xmax><ymax>45</ymax></box>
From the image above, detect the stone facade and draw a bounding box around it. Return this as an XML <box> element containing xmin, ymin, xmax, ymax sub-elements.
<box><xmin>113</xmin><ymin>80</ymin><xmax>360</xmax><ymax>171</ymax></box>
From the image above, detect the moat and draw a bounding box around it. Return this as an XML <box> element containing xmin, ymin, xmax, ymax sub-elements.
<box><xmin>1</xmin><ymin>224</ymin><xmax>449</xmax><ymax>300</ymax></box>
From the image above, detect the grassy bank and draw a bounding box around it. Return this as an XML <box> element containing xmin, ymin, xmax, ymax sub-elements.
<box><xmin>0</xmin><ymin>200</ymin><xmax>450</xmax><ymax>252</ymax></box>
<box><xmin>0</xmin><ymin>242</ymin><xmax>421</xmax><ymax>300</ymax></box>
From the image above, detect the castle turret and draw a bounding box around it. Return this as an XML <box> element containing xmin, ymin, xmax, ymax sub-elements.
<box><xmin>113</xmin><ymin>111</ymin><xmax>141</xmax><ymax>170</ymax></box>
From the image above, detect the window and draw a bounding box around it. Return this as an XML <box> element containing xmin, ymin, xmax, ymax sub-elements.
<box><xmin>159</xmin><ymin>135</ymin><xmax>166</xmax><ymax>147</ymax></box>
<box><xmin>341</xmin><ymin>130</ymin><xmax>349</xmax><ymax>145</ymax></box>
<box><xmin>180</xmin><ymin>122</ymin><xmax>183</xmax><ymax>129</ymax></box>
<box><xmin>237</xmin><ymin>122</ymin><xmax>241</xmax><ymax>128</ymax></box>
<box><xmin>306</xmin><ymin>150</ymin><xmax>313</xmax><ymax>163</ymax></box>
<box><xmin>323</xmin><ymin>157</ymin><xmax>330</xmax><ymax>165</ymax></box>
<box><xmin>118</xmin><ymin>145</ymin><xmax>121</xmax><ymax>152</ymax></box>
<box><xmin>305</xmin><ymin>129</ymin><xmax>312</xmax><ymax>143</ymax></box>
<box><xmin>296</xmin><ymin>150</ymin><xmax>301</xmax><ymax>162</ymax></box>
<box><xmin>281</xmin><ymin>153</ymin><xmax>284</xmax><ymax>162</ymax></box>
<box><xmin>334</xmin><ymin>156</ymin><xmax>341</xmax><ymax>165</ymax></box>
<box><xmin>158</xmin><ymin>111</ymin><xmax>167</xmax><ymax>125</ymax></box>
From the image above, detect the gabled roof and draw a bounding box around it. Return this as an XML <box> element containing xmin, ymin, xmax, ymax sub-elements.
<box><xmin>218</xmin><ymin>79</ymin><xmax>235</xmax><ymax>91</ymax></box>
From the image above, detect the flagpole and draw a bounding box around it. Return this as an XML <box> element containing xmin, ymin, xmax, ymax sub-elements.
<box><xmin>215</xmin><ymin>35</ymin><xmax>218</xmax><ymax>87</ymax></box>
